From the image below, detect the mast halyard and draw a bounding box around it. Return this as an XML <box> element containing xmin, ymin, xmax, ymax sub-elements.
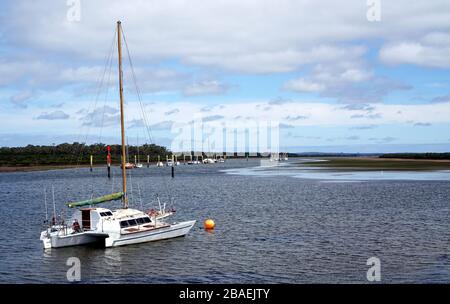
<box><xmin>117</xmin><ymin>21</ymin><xmax>128</xmax><ymax>208</ymax></box>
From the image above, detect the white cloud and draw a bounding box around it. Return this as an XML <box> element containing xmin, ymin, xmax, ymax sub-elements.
<box><xmin>350</xmin><ymin>125</ymin><xmax>377</xmax><ymax>130</ymax></box>
<box><xmin>368</xmin><ymin>136</ymin><xmax>397</xmax><ymax>143</ymax></box>
<box><xmin>268</xmin><ymin>97</ymin><xmax>291</xmax><ymax>105</ymax></box>
<box><xmin>5</xmin><ymin>1</ymin><xmax>450</xmax><ymax>72</ymax></box>
<box><xmin>183</xmin><ymin>80</ymin><xmax>229</xmax><ymax>96</ymax></box>
<box><xmin>283</xmin><ymin>78</ymin><xmax>325</xmax><ymax>93</ymax></box>
<box><xmin>150</xmin><ymin>121</ymin><xmax>174</xmax><ymax>130</ymax></box>
<box><xmin>340</xmin><ymin>68</ymin><xmax>371</xmax><ymax>82</ymax></box>
<box><xmin>380</xmin><ymin>42</ymin><xmax>450</xmax><ymax>68</ymax></box>
<box><xmin>7</xmin><ymin>0</ymin><xmax>440</xmax><ymax>74</ymax></box>
<box><xmin>0</xmin><ymin>61</ymin><xmax>26</xmax><ymax>86</ymax></box>
<box><xmin>2</xmin><ymin>0</ymin><xmax>449</xmax><ymax>105</ymax></box>
<box><xmin>286</xmin><ymin>115</ymin><xmax>308</xmax><ymax>121</ymax></box>
<box><xmin>80</xmin><ymin>106</ymin><xmax>119</xmax><ymax>127</ymax></box>
<box><xmin>2</xmin><ymin>99</ymin><xmax>450</xmax><ymax>147</ymax></box>
<box><xmin>2</xmin><ymin>0</ymin><xmax>450</xmax><ymax>148</ymax></box>
<box><xmin>293</xmin><ymin>62</ymin><xmax>373</xmax><ymax>89</ymax></box>
<box><xmin>202</xmin><ymin>115</ymin><xmax>224</xmax><ymax>122</ymax></box>
<box><xmin>131</xmin><ymin>68</ymin><xmax>189</xmax><ymax>93</ymax></box>
<box><xmin>422</xmin><ymin>32</ymin><xmax>450</xmax><ymax>45</ymax></box>
<box><xmin>187</xmin><ymin>45</ymin><xmax>366</xmax><ymax>73</ymax></box>
<box><xmin>413</xmin><ymin>122</ymin><xmax>432</xmax><ymax>127</ymax></box>
<box><xmin>164</xmin><ymin>109</ymin><xmax>180</xmax><ymax>115</ymax></box>
<box><xmin>380</xmin><ymin>30</ymin><xmax>450</xmax><ymax>68</ymax></box>
<box><xmin>141</xmin><ymin>100</ymin><xmax>450</xmax><ymax>127</ymax></box>
<box><xmin>128</xmin><ymin>119</ymin><xmax>145</xmax><ymax>129</ymax></box>
<box><xmin>279</xmin><ymin>123</ymin><xmax>295</xmax><ymax>129</ymax></box>
<box><xmin>60</xmin><ymin>66</ymin><xmax>105</xmax><ymax>83</ymax></box>
<box><xmin>10</xmin><ymin>90</ymin><xmax>33</xmax><ymax>108</ymax></box>
<box><xmin>36</xmin><ymin>110</ymin><xmax>70</xmax><ymax>120</ymax></box>
<box><xmin>0</xmin><ymin>59</ymin><xmax>55</xmax><ymax>88</ymax></box>
<box><xmin>432</xmin><ymin>93</ymin><xmax>450</xmax><ymax>103</ymax></box>
<box><xmin>282</xmin><ymin>61</ymin><xmax>405</xmax><ymax>103</ymax></box>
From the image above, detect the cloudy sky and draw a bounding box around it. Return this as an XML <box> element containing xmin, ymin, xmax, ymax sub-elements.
<box><xmin>1</xmin><ymin>0</ymin><xmax>450</xmax><ymax>152</ymax></box>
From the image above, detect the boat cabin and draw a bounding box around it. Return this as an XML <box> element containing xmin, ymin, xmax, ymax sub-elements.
<box><xmin>75</xmin><ymin>207</ymin><xmax>154</xmax><ymax>233</ymax></box>
<box><xmin>78</xmin><ymin>207</ymin><xmax>114</xmax><ymax>231</ymax></box>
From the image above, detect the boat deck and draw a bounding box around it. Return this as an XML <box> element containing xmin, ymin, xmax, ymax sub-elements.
<box><xmin>122</xmin><ymin>223</ymin><xmax>171</xmax><ymax>235</ymax></box>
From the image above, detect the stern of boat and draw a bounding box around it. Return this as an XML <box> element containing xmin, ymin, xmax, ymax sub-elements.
<box><xmin>40</xmin><ymin>230</ymin><xmax>52</xmax><ymax>249</ymax></box>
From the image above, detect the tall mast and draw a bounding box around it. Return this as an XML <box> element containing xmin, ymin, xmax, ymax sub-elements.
<box><xmin>117</xmin><ymin>21</ymin><xmax>128</xmax><ymax>208</ymax></box>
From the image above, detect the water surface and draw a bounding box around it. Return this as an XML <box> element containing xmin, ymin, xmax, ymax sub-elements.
<box><xmin>0</xmin><ymin>158</ymin><xmax>448</xmax><ymax>283</ymax></box>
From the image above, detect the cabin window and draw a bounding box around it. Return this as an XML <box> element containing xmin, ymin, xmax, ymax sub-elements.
<box><xmin>136</xmin><ymin>218</ymin><xmax>145</xmax><ymax>225</ymax></box>
<box><xmin>143</xmin><ymin>217</ymin><xmax>151</xmax><ymax>223</ymax></box>
<box><xmin>105</xmin><ymin>211</ymin><xmax>113</xmax><ymax>216</ymax></box>
<box><xmin>120</xmin><ymin>221</ymin><xmax>130</xmax><ymax>228</ymax></box>
<box><xmin>127</xmin><ymin>219</ymin><xmax>137</xmax><ymax>226</ymax></box>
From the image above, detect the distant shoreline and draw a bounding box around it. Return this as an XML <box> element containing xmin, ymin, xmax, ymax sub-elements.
<box><xmin>345</xmin><ymin>157</ymin><xmax>450</xmax><ymax>163</ymax></box>
<box><xmin>0</xmin><ymin>164</ymin><xmax>92</xmax><ymax>173</ymax></box>
<box><xmin>0</xmin><ymin>163</ymin><xmax>158</xmax><ymax>173</ymax></box>
<box><xmin>2</xmin><ymin>156</ymin><xmax>450</xmax><ymax>173</ymax></box>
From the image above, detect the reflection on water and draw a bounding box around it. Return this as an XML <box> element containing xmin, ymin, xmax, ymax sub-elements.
<box><xmin>0</xmin><ymin>158</ymin><xmax>449</xmax><ymax>283</ymax></box>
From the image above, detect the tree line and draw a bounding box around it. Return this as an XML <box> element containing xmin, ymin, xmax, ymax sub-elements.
<box><xmin>379</xmin><ymin>153</ymin><xmax>450</xmax><ymax>160</ymax></box>
<box><xmin>0</xmin><ymin>142</ymin><xmax>170</xmax><ymax>167</ymax></box>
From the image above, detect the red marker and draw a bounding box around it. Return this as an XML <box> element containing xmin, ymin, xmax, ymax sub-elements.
<box><xmin>107</xmin><ymin>145</ymin><xmax>111</xmax><ymax>178</ymax></box>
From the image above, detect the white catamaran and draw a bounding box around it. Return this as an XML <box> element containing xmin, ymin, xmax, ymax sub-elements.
<box><xmin>40</xmin><ymin>21</ymin><xmax>196</xmax><ymax>249</ymax></box>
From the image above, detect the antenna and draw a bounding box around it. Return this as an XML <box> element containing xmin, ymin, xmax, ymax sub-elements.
<box><xmin>44</xmin><ymin>187</ymin><xmax>48</xmax><ymax>221</ymax></box>
<box><xmin>52</xmin><ymin>185</ymin><xmax>56</xmax><ymax>225</ymax></box>
<box><xmin>137</xmin><ymin>183</ymin><xmax>143</xmax><ymax>211</ymax></box>
<box><xmin>157</xmin><ymin>195</ymin><xmax>162</xmax><ymax>213</ymax></box>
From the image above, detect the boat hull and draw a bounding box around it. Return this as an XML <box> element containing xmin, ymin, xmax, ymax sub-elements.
<box><xmin>40</xmin><ymin>230</ymin><xmax>108</xmax><ymax>249</ymax></box>
<box><xmin>106</xmin><ymin>220</ymin><xmax>196</xmax><ymax>247</ymax></box>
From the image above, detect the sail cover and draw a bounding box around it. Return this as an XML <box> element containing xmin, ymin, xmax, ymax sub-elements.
<box><xmin>67</xmin><ymin>192</ymin><xmax>124</xmax><ymax>208</ymax></box>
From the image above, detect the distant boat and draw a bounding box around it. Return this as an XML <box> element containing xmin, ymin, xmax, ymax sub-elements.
<box><xmin>202</xmin><ymin>157</ymin><xmax>216</xmax><ymax>164</ymax></box>
<box><xmin>270</xmin><ymin>152</ymin><xmax>280</xmax><ymax>162</ymax></box>
<box><xmin>166</xmin><ymin>160</ymin><xmax>180</xmax><ymax>166</ymax></box>
<box><xmin>156</xmin><ymin>155</ymin><xmax>164</xmax><ymax>167</ymax></box>
<box><xmin>166</xmin><ymin>156</ymin><xmax>180</xmax><ymax>166</ymax></box>
<box><xmin>122</xmin><ymin>162</ymin><xmax>135</xmax><ymax>169</ymax></box>
<box><xmin>40</xmin><ymin>21</ymin><xmax>195</xmax><ymax>249</ymax></box>
<box><xmin>187</xmin><ymin>160</ymin><xmax>201</xmax><ymax>165</ymax></box>
<box><xmin>187</xmin><ymin>155</ymin><xmax>201</xmax><ymax>165</ymax></box>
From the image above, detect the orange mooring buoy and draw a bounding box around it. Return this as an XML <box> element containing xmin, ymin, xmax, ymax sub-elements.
<box><xmin>204</xmin><ymin>219</ymin><xmax>215</xmax><ymax>230</ymax></box>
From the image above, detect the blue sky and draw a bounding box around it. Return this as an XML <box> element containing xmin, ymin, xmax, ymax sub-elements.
<box><xmin>1</xmin><ymin>0</ymin><xmax>450</xmax><ymax>152</ymax></box>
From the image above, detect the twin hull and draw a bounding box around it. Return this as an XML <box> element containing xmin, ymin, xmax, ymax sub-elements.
<box><xmin>106</xmin><ymin>220</ymin><xmax>196</xmax><ymax>247</ymax></box>
<box><xmin>41</xmin><ymin>220</ymin><xmax>196</xmax><ymax>249</ymax></box>
<box><xmin>40</xmin><ymin>230</ymin><xmax>107</xmax><ymax>249</ymax></box>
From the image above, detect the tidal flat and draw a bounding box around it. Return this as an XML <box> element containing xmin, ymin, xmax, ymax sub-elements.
<box><xmin>297</xmin><ymin>157</ymin><xmax>450</xmax><ymax>171</ymax></box>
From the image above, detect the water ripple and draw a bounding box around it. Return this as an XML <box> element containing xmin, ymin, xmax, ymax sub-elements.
<box><xmin>0</xmin><ymin>159</ymin><xmax>449</xmax><ymax>283</ymax></box>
